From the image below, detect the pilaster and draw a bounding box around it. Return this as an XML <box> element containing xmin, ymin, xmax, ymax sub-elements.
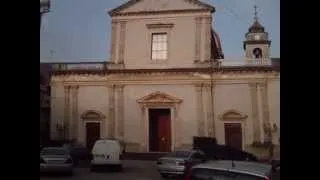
<box><xmin>204</xmin><ymin>83</ymin><xmax>215</xmax><ymax>137</ymax></box>
<box><xmin>108</xmin><ymin>85</ymin><xmax>116</xmax><ymax>138</ymax></box>
<box><xmin>249</xmin><ymin>83</ymin><xmax>261</xmax><ymax>143</ymax></box>
<box><xmin>173</xmin><ymin>104</ymin><xmax>181</xmax><ymax>148</ymax></box>
<box><xmin>195</xmin><ymin>83</ymin><xmax>205</xmax><ymax>136</ymax></box>
<box><xmin>258</xmin><ymin>82</ymin><xmax>272</xmax><ymax>143</ymax></box>
<box><xmin>118</xmin><ymin>21</ymin><xmax>126</xmax><ymax>64</ymax></box>
<box><xmin>110</xmin><ymin>20</ymin><xmax>118</xmax><ymax>63</ymax></box>
<box><xmin>70</xmin><ymin>85</ymin><xmax>79</xmax><ymax>140</ymax></box>
<box><xmin>139</xmin><ymin>104</ymin><xmax>147</xmax><ymax>152</ymax></box>
<box><xmin>115</xmin><ymin>85</ymin><xmax>125</xmax><ymax>139</ymax></box>
<box><xmin>63</xmin><ymin>85</ymin><xmax>70</xmax><ymax>139</ymax></box>
<box><xmin>203</xmin><ymin>16</ymin><xmax>212</xmax><ymax>62</ymax></box>
<box><xmin>194</xmin><ymin>17</ymin><xmax>202</xmax><ymax>62</ymax></box>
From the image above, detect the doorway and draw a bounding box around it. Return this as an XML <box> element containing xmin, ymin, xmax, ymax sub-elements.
<box><xmin>224</xmin><ymin>123</ymin><xmax>243</xmax><ymax>150</ymax></box>
<box><xmin>148</xmin><ymin>108</ymin><xmax>171</xmax><ymax>152</ymax></box>
<box><xmin>85</xmin><ymin>122</ymin><xmax>100</xmax><ymax>150</ymax></box>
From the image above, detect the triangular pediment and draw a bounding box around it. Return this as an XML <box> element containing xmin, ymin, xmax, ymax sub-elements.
<box><xmin>137</xmin><ymin>91</ymin><xmax>182</xmax><ymax>104</ymax></box>
<box><xmin>219</xmin><ymin>109</ymin><xmax>247</xmax><ymax>120</ymax></box>
<box><xmin>109</xmin><ymin>0</ymin><xmax>215</xmax><ymax>16</ymax></box>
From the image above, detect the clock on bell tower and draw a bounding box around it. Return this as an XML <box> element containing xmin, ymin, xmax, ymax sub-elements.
<box><xmin>243</xmin><ymin>5</ymin><xmax>271</xmax><ymax>63</ymax></box>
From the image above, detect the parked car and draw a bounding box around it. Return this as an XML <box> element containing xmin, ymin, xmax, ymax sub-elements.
<box><xmin>62</xmin><ymin>143</ymin><xmax>92</xmax><ymax>165</ymax></box>
<box><xmin>193</xmin><ymin>137</ymin><xmax>258</xmax><ymax>161</ymax></box>
<box><xmin>40</xmin><ymin>147</ymin><xmax>74</xmax><ymax>175</ymax></box>
<box><xmin>156</xmin><ymin>149</ymin><xmax>206</xmax><ymax>178</ymax></box>
<box><xmin>90</xmin><ymin>139</ymin><xmax>124</xmax><ymax>171</ymax></box>
<box><xmin>185</xmin><ymin>160</ymin><xmax>273</xmax><ymax>180</ymax></box>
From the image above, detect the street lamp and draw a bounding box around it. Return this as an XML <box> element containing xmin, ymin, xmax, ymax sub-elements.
<box><xmin>40</xmin><ymin>0</ymin><xmax>50</xmax><ymax>28</ymax></box>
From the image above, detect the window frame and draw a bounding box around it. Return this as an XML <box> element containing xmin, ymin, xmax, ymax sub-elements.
<box><xmin>146</xmin><ymin>23</ymin><xmax>174</xmax><ymax>64</ymax></box>
<box><xmin>151</xmin><ymin>32</ymin><xmax>168</xmax><ymax>61</ymax></box>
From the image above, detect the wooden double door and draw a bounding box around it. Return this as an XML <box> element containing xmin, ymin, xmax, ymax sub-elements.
<box><xmin>85</xmin><ymin>122</ymin><xmax>100</xmax><ymax>150</ymax></box>
<box><xmin>224</xmin><ymin>123</ymin><xmax>243</xmax><ymax>150</ymax></box>
<box><xmin>149</xmin><ymin>109</ymin><xmax>171</xmax><ymax>152</ymax></box>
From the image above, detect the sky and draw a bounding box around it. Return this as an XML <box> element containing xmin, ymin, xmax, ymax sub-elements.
<box><xmin>40</xmin><ymin>0</ymin><xmax>280</xmax><ymax>62</ymax></box>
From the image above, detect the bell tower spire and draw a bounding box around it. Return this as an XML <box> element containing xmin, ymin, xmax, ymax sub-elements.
<box><xmin>254</xmin><ymin>5</ymin><xmax>258</xmax><ymax>22</ymax></box>
<box><xmin>243</xmin><ymin>5</ymin><xmax>271</xmax><ymax>64</ymax></box>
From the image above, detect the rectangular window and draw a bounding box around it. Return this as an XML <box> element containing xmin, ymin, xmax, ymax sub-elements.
<box><xmin>151</xmin><ymin>33</ymin><xmax>168</xmax><ymax>60</ymax></box>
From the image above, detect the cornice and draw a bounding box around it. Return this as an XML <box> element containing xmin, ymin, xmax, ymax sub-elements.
<box><xmin>52</xmin><ymin>66</ymin><xmax>280</xmax><ymax>76</ymax></box>
<box><xmin>111</xmin><ymin>9</ymin><xmax>213</xmax><ymax>17</ymax></box>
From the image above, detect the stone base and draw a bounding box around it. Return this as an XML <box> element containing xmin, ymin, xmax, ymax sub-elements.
<box><xmin>177</xmin><ymin>144</ymin><xmax>193</xmax><ymax>150</ymax></box>
<box><xmin>124</xmin><ymin>142</ymin><xmax>141</xmax><ymax>152</ymax></box>
<box><xmin>107</xmin><ymin>63</ymin><xmax>125</xmax><ymax>70</ymax></box>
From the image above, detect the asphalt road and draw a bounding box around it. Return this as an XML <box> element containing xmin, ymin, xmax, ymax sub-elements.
<box><xmin>40</xmin><ymin>160</ymin><xmax>165</xmax><ymax>180</ymax></box>
<box><xmin>40</xmin><ymin>160</ymin><xmax>279</xmax><ymax>180</ymax></box>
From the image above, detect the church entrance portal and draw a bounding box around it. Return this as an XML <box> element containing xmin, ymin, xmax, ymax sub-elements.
<box><xmin>148</xmin><ymin>108</ymin><xmax>171</xmax><ymax>152</ymax></box>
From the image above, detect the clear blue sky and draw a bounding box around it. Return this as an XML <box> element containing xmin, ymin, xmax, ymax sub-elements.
<box><xmin>40</xmin><ymin>0</ymin><xmax>279</xmax><ymax>62</ymax></box>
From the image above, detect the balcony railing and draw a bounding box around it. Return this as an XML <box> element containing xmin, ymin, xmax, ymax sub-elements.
<box><xmin>219</xmin><ymin>58</ymin><xmax>272</xmax><ymax>67</ymax></box>
<box><xmin>51</xmin><ymin>62</ymin><xmax>107</xmax><ymax>71</ymax></box>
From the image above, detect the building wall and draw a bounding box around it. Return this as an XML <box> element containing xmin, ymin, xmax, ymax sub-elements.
<box><xmin>123</xmin><ymin>84</ymin><xmax>198</xmax><ymax>149</ymax></box>
<box><xmin>268</xmin><ymin>79</ymin><xmax>280</xmax><ymax>144</ymax></box>
<box><xmin>77</xmin><ymin>86</ymin><xmax>110</xmax><ymax>144</ymax></box>
<box><xmin>111</xmin><ymin>11</ymin><xmax>212</xmax><ymax>69</ymax></box>
<box><xmin>214</xmin><ymin>82</ymin><xmax>253</xmax><ymax>146</ymax></box>
<box><xmin>50</xmin><ymin>73</ymin><xmax>279</xmax><ymax>156</ymax></box>
<box><xmin>50</xmin><ymin>83</ymin><xmax>65</xmax><ymax>140</ymax></box>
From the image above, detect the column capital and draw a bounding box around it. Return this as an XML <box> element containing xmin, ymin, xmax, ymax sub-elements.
<box><xmin>257</xmin><ymin>82</ymin><xmax>267</xmax><ymax>88</ymax></box>
<box><xmin>69</xmin><ymin>85</ymin><xmax>79</xmax><ymax>90</ymax></box>
<box><xmin>248</xmin><ymin>82</ymin><xmax>257</xmax><ymax>86</ymax></box>
<box><xmin>64</xmin><ymin>85</ymin><xmax>71</xmax><ymax>90</ymax></box>
<box><xmin>114</xmin><ymin>84</ymin><xmax>125</xmax><ymax>89</ymax></box>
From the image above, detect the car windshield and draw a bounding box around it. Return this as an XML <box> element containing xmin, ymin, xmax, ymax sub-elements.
<box><xmin>41</xmin><ymin>148</ymin><xmax>69</xmax><ymax>155</ymax></box>
<box><xmin>165</xmin><ymin>151</ymin><xmax>191</xmax><ymax>158</ymax></box>
<box><xmin>191</xmin><ymin>168</ymin><xmax>266</xmax><ymax>180</ymax></box>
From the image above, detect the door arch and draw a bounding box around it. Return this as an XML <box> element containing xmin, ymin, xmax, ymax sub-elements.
<box><xmin>81</xmin><ymin>110</ymin><xmax>106</xmax><ymax>149</ymax></box>
<box><xmin>219</xmin><ymin>109</ymin><xmax>247</xmax><ymax>150</ymax></box>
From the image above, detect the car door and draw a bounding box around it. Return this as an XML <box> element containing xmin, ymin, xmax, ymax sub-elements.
<box><xmin>190</xmin><ymin>152</ymin><xmax>205</xmax><ymax>165</ymax></box>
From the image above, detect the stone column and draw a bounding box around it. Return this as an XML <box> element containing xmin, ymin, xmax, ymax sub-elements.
<box><xmin>110</xmin><ymin>20</ymin><xmax>118</xmax><ymax>63</ymax></box>
<box><xmin>115</xmin><ymin>85</ymin><xmax>125</xmax><ymax>139</ymax></box>
<box><xmin>139</xmin><ymin>104</ymin><xmax>147</xmax><ymax>152</ymax></box>
<box><xmin>203</xmin><ymin>16</ymin><xmax>212</xmax><ymax>62</ymax></box>
<box><xmin>195</xmin><ymin>84</ymin><xmax>205</xmax><ymax>136</ymax></box>
<box><xmin>258</xmin><ymin>82</ymin><xmax>272</xmax><ymax>143</ymax></box>
<box><xmin>249</xmin><ymin>83</ymin><xmax>261</xmax><ymax>143</ymax></box>
<box><xmin>173</xmin><ymin>104</ymin><xmax>181</xmax><ymax>148</ymax></box>
<box><xmin>194</xmin><ymin>17</ymin><xmax>202</xmax><ymax>62</ymax></box>
<box><xmin>63</xmin><ymin>86</ymin><xmax>70</xmax><ymax>140</ymax></box>
<box><xmin>108</xmin><ymin>85</ymin><xmax>116</xmax><ymax>138</ymax></box>
<box><xmin>204</xmin><ymin>83</ymin><xmax>215</xmax><ymax>137</ymax></box>
<box><xmin>118</xmin><ymin>21</ymin><xmax>126</xmax><ymax>64</ymax></box>
<box><xmin>71</xmin><ymin>85</ymin><xmax>79</xmax><ymax>140</ymax></box>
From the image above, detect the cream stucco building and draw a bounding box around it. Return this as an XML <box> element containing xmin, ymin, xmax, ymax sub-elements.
<box><xmin>50</xmin><ymin>0</ymin><xmax>280</xmax><ymax>158</ymax></box>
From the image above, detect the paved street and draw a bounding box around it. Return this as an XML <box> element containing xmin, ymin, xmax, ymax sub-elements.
<box><xmin>40</xmin><ymin>160</ymin><xmax>166</xmax><ymax>180</ymax></box>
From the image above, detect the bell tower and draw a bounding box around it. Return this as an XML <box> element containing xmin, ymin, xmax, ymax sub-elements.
<box><xmin>243</xmin><ymin>5</ymin><xmax>271</xmax><ymax>64</ymax></box>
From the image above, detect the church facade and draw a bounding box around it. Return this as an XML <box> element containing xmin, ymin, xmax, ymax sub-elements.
<box><xmin>50</xmin><ymin>0</ymin><xmax>280</xmax><ymax>158</ymax></box>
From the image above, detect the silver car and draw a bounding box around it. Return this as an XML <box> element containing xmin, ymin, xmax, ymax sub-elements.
<box><xmin>156</xmin><ymin>149</ymin><xmax>206</xmax><ymax>178</ymax></box>
<box><xmin>185</xmin><ymin>160</ymin><xmax>273</xmax><ymax>180</ymax></box>
<box><xmin>40</xmin><ymin>147</ymin><xmax>74</xmax><ymax>175</ymax></box>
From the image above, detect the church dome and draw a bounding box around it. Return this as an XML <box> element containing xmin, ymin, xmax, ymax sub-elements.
<box><xmin>248</xmin><ymin>20</ymin><xmax>265</xmax><ymax>33</ymax></box>
<box><xmin>211</xmin><ymin>29</ymin><xmax>224</xmax><ymax>59</ymax></box>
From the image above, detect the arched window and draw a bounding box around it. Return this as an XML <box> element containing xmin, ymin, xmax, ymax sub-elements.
<box><xmin>252</xmin><ymin>48</ymin><xmax>262</xmax><ymax>59</ymax></box>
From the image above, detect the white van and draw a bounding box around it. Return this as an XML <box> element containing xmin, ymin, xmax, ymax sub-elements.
<box><xmin>90</xmin><ymin>139</ymin><xmax>124</xmax><ymax>171</ymax></box>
